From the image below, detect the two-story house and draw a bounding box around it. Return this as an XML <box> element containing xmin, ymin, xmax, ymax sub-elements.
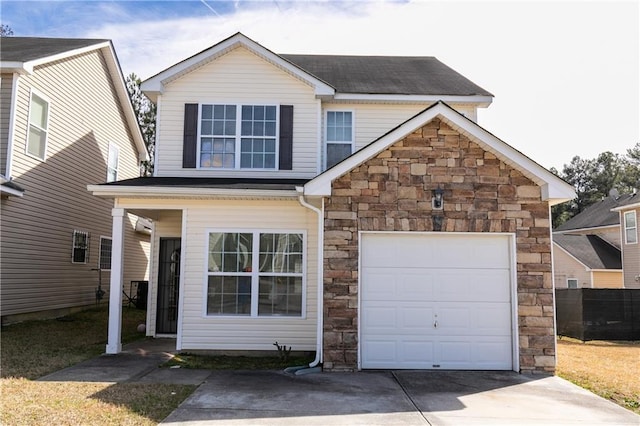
<box><xmin>1</xmin><ymin>37</ymin><xmax>150</xmax><ymax>324</ymax></box>
<box><xmin>553</xmin><ymin>191</ymin><xmax>640</xmax><ymax>289</ymax></box>
<box><xmin>89</xmin><ymin>33</ymin><xmax>575</xmax><ymax>374</ymax></box>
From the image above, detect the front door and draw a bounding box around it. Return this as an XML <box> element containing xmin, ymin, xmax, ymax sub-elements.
<box><xmin>156</xmin><ymin>238</ymin><xmax>181</xmax><ymax>334</ymax></box>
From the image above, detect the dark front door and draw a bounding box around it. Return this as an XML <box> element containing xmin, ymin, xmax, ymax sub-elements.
<box><xmin>156</xmin><ymin>238</ymin><xmax>181</xmax><ymax>334</ymax></box>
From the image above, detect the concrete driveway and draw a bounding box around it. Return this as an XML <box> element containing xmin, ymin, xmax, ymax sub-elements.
<box><xmin>161</xmin><ymin>370</ymin><xmax>640</xmax><ymax>425</ymax></box>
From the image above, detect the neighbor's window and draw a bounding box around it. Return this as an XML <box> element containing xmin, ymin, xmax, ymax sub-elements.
<box><xmin>199</xmin><ymin>104</ymin><xmax>277</xmax><ymax>169</ymax></box>
<box><xmin>624</xmin><ymin>211</ymin><xmax>637</xmax><ymax>244</ymax></box>
<box><xmin>107</xmin><ymin>144</ymin><xmax>119</xmax><ymax>182</ymax></box>
<box><xmin>27</xmin><ymin>91</ymin><xmax>49</xmax><ymax>160</ymax></box>
<box><xmin>325</xmin><ymin>110</ymin><xmax>353</xmax><ymax>169</ymax></box>
<box><xmin>99</xmin><ymin>237</ymin><xmax>112</xmax><ymax>270</ymax></box>
<box><xmin>567</xmin><ymin>278</ymin><xmax>578</xmax><ymax>289</ymax></box>
<box><xmin>206</xmin><ymin>231</ymin><xmax>304</xmax><ymax>317</ymax></box>
<box><xmin>72</xmin><ymin>230</ymin><xmax>89</xmax><ymax>264</ymax></box>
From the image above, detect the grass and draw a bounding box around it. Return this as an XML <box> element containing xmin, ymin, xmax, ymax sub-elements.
<box><xmin>0</xmin><ymin>305</ymin><xmax>197</xmax><ymax>425</ymax></box>
<box><xmin>556</xmin><ymin>337</ymin><xmax>640</xmax><ymax>414</ymax></box>
<box><xmin>1</xmin><ymin>305</ymin><xmax>146</xmax><ymax>379</ymax></box>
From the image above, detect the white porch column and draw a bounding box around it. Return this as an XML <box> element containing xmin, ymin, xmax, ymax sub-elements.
<box><xmin>106</xmin><ymin>208</ymin><xmax>125</xmax><ymax>354</ymax></box>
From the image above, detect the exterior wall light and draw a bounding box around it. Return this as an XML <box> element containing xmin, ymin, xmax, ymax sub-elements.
<box><xmin>432</xmin><ymin>186</ymin><xmax>444</xmax><ymax>210</ymax></box>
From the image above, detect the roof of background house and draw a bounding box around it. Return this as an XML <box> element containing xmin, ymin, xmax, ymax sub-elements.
<box><xmin>553</xmin><ymin>234</ymin><xmax>622</xmax><ymax>270</ymax></box>
<box><xmin>0</xmin><ymin>37</ymin><xmax>108</xmax><ymax>62</ymax></box>
<box><xmin>281</xmin><ymin>54</ymin><xmax>493</xmax><ymax>96</ymax></box>
<box><xmin>555</xmin><ymin>193</ymin><xmax>638</xmax><ymax>231</ymax></box>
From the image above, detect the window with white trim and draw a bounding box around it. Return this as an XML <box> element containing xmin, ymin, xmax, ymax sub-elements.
<box><xmin>199</xmin><ymin>104</ymin><xmax>277</xmax><ymax>169</ymax></box>
<box><xmin>99</xmin><ymin>237</ymin><xmax>112</xmax><ymax>270</ymax></box>
<box><xmin>624</xmin><ymin>211</ymin><xmax>637</xmax><ymax>244</ymax></box>
<box><xmin>72</xmin><ymin>230</ymin><xmax>89</xmax><ymax>264</ymax></box>
<box><xmin>107</xmin><ymin>144</ymin><xmax>119</xmax><ymax>182</ymax></box>
<box><xmin>206</xmin><ymin>231</ymin><xmax>304</xmax><ymax>317</ymax></box>
<box><xmin>325</xmin><ymin>110</ymin><xmax>353</xmax><ymax>169</ymax></box>
<box><xmin>27</xmin><ymin>91</ymin><xmax>49</xmax><ymax>160</ymax></box>
<box><xmin>567</xmin><ymin>278</ymin><xmax>578</xmax><ymax>289</ymax></box>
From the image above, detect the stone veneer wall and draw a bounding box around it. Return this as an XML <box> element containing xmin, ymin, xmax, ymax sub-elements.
<box><xmin>323</xmin><ymin>118</ymin><xmax>554</xmax><ymax>374</ymax></box>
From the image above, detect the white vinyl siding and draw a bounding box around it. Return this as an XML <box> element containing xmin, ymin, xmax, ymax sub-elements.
<box><xmin>127</xmin><ymin>199</ymin><xmax>319</xmax><ymax>351</ymax></box>
<box><xmin>552</xmin><ymin>242</ymin><xmax>592</xmax><ymax>288</ymax></box>
<box><xmin>154</xmin><ymin>47</ymin><xmax>318</xmax><ymax>178</ymax></box>
<box><xmin>0</xmin><ymin>49</ymin><xmax>149</xmax><ymax>318</ymax></box>
<box><xmin>624</xmin><ymin>211</ymin><xmax>637</xmax><ymax>244</ymax></box>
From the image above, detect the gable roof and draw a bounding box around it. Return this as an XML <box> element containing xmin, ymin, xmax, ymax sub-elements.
<box><xmin>0</xmin><ymin>37</ymin><xmax>109</xmax><ymax>65</ymax></box>
<box><xmin>555</xmin><ymin>193</ymin><xmax>639</xmax><ymax>232</ymax></box>
<box><xmin>142</xmin><ymin>32</ymin><xmax>335</xmax><ymax>102</ymax></box>
<box><xmin>281</xmin><ymin>54</ymin><xmax>492</xmax><ymax>98</ymax></box>
<box><xmin>0</xmin><ymin>37</ymin><xmax>148</xmax><ymax>162</ymax></box>
<box><xmin>553</xmin><ymin>234</ymin><xmax>622</xmax><ymax>270</ymax></box>
<box><xmin>304</xmin><ymin>101</ymin><xmax>575</xmax><ymax>205</ymax></box>
<box><xmin>141</xmin><ymin>32</ymin><xmax>492</xmax><ymax>106</ymax></box>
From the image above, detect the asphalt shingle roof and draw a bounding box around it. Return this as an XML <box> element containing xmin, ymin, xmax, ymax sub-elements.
<box><xmin>99</xmin><ymin>177</ymin><xmax>309</xmax><ymax>191</ymax></box>
<box><xmin>555</xmin><ymin>193</ymin><xmax>639</xmax><ymax>231</ymax></box>
<box><xmin>281</xmin><ymin>54</ymin><xmax>493</xmax><ymax>97</ymax></box>
<box><xmin>0</xmin><ymin>37</ymin><xmax>108</xmax><ymax>63</ymax></box>
<box><xmin>553</xmin><ymin>234</ymin><xmax>622</xmax><ymax>270</ymax></box>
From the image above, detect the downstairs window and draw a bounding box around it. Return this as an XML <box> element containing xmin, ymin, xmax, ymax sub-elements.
<box><xmin>206</xmin><ymin>231</ymin><xmax>304</xmax><ymax>317</ymax></box>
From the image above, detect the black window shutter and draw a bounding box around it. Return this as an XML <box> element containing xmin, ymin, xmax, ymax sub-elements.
<box><xmin>183</xmin><ymin>103</ymin><xmax>198</xmax><ymax>168</ymax></box>
<box><xmin>279</xmin><ymin>105</ymin><xmax>293</xmax><ymax>170</ymax></box>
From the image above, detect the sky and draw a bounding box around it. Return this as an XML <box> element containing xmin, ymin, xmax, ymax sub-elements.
<box><xmin>1</xmin><ymin>0</ymin><xmax>638</xmax><ymax>171</ymax></box>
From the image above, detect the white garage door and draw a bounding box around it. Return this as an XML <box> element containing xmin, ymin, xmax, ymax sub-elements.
<box><xmin>361</xmin><ymin>233</ymin><xmax>514</xmax><ymax>370</ymax></box>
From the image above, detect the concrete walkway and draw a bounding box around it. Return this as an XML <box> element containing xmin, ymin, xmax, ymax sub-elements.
<box><xmin>38</xmin><ymin>338</ymin><xmax>640</xmax><ymax>425</ymax></box>
<box><xmin>38</xmin><ymin>338</ymin><xmax>211</xmax><ymax>385</ymax></box>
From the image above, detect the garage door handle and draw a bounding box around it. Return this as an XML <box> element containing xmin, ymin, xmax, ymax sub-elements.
<box><xmin>434</xmin><ymin>320</ymin><xmax>438</xmax><ymax>328</ymax></box>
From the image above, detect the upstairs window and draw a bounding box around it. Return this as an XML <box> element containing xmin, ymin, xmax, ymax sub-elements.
<box><xmin>107</xmin><ymin>144</ymin><xmax>119</xmax><ymax>182</ymax></box>
<box><xmin>72</xmin><ymin>230</ymin><xmax>89</xmax><ymax>264</ymax></box>
<box><xmin>27</xmin><ymin>91</ymin><xmax>49</xmax><ymax>160</ymax></box>
<box><xmin>624</xmin><ymin>211</ymin><xmax>637</xmax><ymax>244</ymax></box>
<box><xmin>199</xmin><ymin>104</ymin><xmax>277</xmax><ymax>169</ymax></box>
<box><xmin>325</xmin><ymin>110</ymin><xmax>353</xmax><ymax>169</ymax></box>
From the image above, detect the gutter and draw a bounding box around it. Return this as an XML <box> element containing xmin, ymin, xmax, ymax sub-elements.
<box><xmin>288</xmin><ymin>187</ymin><xmax>324</xmax><ymax>375</ymax></box>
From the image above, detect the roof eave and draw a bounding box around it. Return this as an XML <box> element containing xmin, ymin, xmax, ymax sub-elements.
<box><xmin>87</xmin><ymin>184</ymin><xmax>300</xmax><ymax>199</ymax></box>
<box><xmin>98</xmin><ymin>43</ymin><xmax>149</xmax><ymax>162</ymax></box>
<box><xmin>332</xmin><ymin>93</ymin><xmax>493</xmax><ymax>107</ymax></box>
<box><xmin>611</xmin><ymin>201</ymin><xmax>640</xmax><ymax>212</ymax></box>
<box><xmin>0</xmin><ymin>61</ymin><xmax>31</xmax><ymax>74</ymax></box>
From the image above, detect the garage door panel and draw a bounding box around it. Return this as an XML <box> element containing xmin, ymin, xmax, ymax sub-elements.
<box><xmin>361</xmin><ymin>233</ymin><xmax>514</xmax><ymax>370</ymax></box>
<box><xmin>435</xmin><ymin>269</ymin><xmax>511</xmax><ymax>302</ymax></box>
<box><xmin>363</xmin><ymin>269</ymin><xmax>436</xmax><ymax>302</ymax></box>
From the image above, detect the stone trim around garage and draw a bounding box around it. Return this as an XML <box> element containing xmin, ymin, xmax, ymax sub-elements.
<box><xmin>322</xmin><ymin>118</ymin><xmax>554</xmax><ymax>374</ymax></box>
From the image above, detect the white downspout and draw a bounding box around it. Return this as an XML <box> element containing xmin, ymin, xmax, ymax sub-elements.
<box><xmin>297</xmin><ymin>187</ymin><xmax>324</xmax><ymax>368</ymax></box>
<box><xmin>6</xmin><ymin>73</ymin><xmax>20</xmax><ymax>178</ymax></box>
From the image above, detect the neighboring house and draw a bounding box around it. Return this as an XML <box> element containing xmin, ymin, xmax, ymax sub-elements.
<box><xmin>553</xmin><ymin>234</ymin><xmax>622</xmax><ymax>289</ymax></box>
<box><xmin>89</xmin><ymin>33</ymin><xmax>575</xmax><ymax>374</ymax></box>
<box><xmin>554</xmin><ymin>192</ymin><xmax>640</xmax><ymax>289</ymax></box>
<box><xmin>0</xmin><ymin>37</ymin><xmax>151</xmax><ymax>324</ymax></box>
